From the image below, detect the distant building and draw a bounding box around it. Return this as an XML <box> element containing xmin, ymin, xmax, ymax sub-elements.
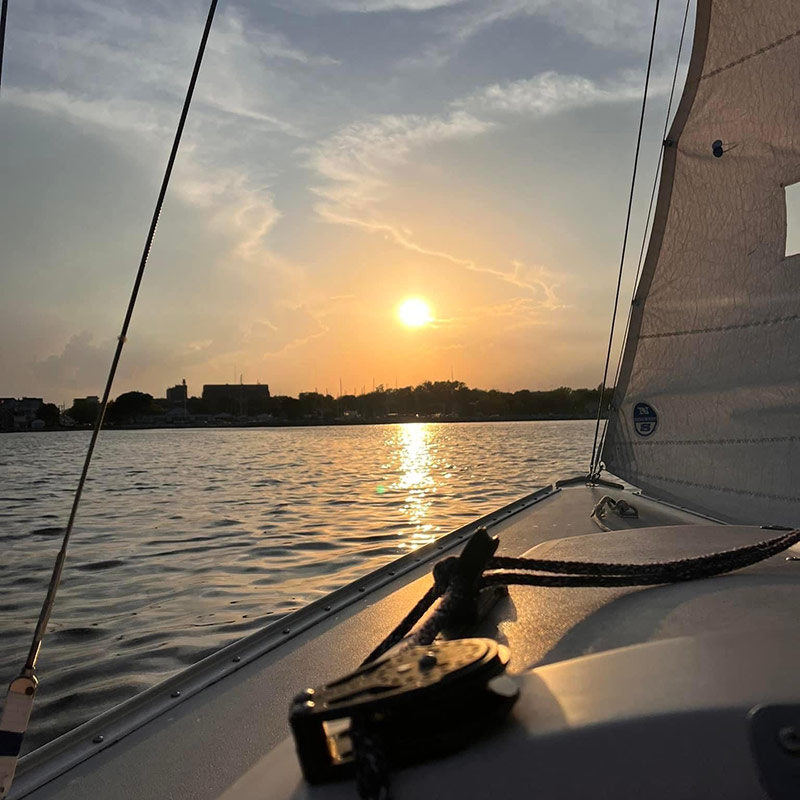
<box><xmin>0</xmin><ymin>397</ymin><xmax>43</xmax><ymax>431</ymax></box>
<box><xmin>0</xmin><ymin>398</ymin><xmax>16</xmax><ymax>431</ymax></box>
<box><xmin>166</xmin><ymin>380</ymin><xmax>188</xmax><ymax>405</ymax></box>
<box><xmin>73</xmin><ymin>395</ymin><xmax>100</xmax><ymax>408</ymax></box>
<box><xmin>202</xmin><ymin>384</ymin><xmax>270</xmax><ymax>416</ymax></box>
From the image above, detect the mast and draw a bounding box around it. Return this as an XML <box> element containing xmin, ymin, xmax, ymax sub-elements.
<box><xmin>603</xmin><ymin>0</ymin><xmax>800</xmax><ymax>526</ymax></box>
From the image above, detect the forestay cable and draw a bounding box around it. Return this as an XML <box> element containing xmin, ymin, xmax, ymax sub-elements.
<box><xmin>0</xmin><ymin>2</ymin><xmax>219</xmax><ymax>795</ymax></box>
<box><xmin>588</xmin><ymin>0</ymin><xmax>661</xmax><ymax>479</ymax></box>
<box><xmin>0</xmin><ymin>0</ymin><xmax>9</xmax><ymax>95</ymax></box>
<box><xmin>595</xmin><ymin>0</ymin><xmax>692</xmax><ymax>468</ymax></box>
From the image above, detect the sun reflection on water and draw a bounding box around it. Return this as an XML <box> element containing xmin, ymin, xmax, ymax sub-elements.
<box><xmin>388</xmin><ymin>423</ymin><xmax>439</xmax><ymax>550</ymax></box>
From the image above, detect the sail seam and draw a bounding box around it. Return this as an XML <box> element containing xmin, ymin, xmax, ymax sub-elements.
<box><xmin>633</xmin><ymin>472</ymin><xmax>800</xmax><ymax>502</ymax></box>
<box><xmin>639</xmin><ymin>313</ymin><xmax>800</xmax><ymax>339</ymax></box>
<box><xmin>611</xmin><ymin>436</ymin><xmax>800</xmax><ymax>446</ymax></box>
<box><xmin>701</xmin><ymin>28</ymin><xmax>800</xmax><ymax>80</ymax></box>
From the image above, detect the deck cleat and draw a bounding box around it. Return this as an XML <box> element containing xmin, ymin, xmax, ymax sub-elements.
<box><xmin>289</xmin><ymin>637</ymin><xmax>518</xmax><ymax>784</ymax></box>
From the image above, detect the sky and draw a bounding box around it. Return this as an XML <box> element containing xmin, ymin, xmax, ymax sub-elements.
<box><xmin>0</xmin><ymin>0</ymin><xmax>694</xmax><ymax>405</ymax></box>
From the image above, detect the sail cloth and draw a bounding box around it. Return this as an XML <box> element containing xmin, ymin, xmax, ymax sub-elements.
<box><xmin>603</xmin><ymin>0</ymin><xmax>800</xmax><ymax>526</ymax></box>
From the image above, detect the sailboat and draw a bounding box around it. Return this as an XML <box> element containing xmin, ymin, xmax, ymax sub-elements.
<box><xmin>3</xmin><ymin>0</ymin><xmax>800</xmax><ymax>797</ymax></box>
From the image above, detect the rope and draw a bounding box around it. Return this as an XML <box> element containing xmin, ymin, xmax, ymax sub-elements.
<box><xmin>361</xmin><ymin>581</ymin><xmax>443</xmax><ymax>666</ymax></box>
<box><xmin>588</xmin><ymin>0</ymin><xmax>661</xmax><ymax>479</ymax></box>
<box><xmin>366</xmin><ymin>526</ymin><xmax>800</xmax><ymax>671</ymax></box>
<box><xmin>487</xmin><ymin>531</ymin><xmax>800</xmax><ymax>583</ymax></box>
<box><xmin>361</xmin><ymin>529</ymin><xmax>494</xmax><ymax>665</ymax></box>
<box><xmin>595</xmin><ymin>0</ymin><xmax>691</xmax><ymax>468</ymax></box>
<box><xmin>375</xmin><ymin>529</ymin><xmax>800</xmax><ymax>651</ymax></box>
<box><xmin>352</xmin><ymin>721</ymin><xmax>390</xmax><ymax>800</ymax></box>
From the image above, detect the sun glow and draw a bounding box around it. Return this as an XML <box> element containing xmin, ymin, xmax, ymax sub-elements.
<box><xmin>397</xmin><ymin>297</ymin><xmax>433</xmax><ymax>328</ymax></box>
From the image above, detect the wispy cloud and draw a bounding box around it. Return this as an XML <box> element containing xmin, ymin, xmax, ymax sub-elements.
<box><xmin>306</xmin><ymin>110</ymin><xmax>561</xmax><ymax>297</ymax></box>
<box><xmin>307</xmin><ymin>108</ymin><xmax>531</xmax><ymax>291</ymax></box>
<box><xmin>394</xmin><ymin>0</ymin><xmax>690</xmax><ymax>72</ymax></box>
<box><xmin>285</xmin><ymin>0</ymin><xmax>469</xmax><ymax>12</ymax></box>
<box><xmin>316</xmin><ymin>206</ymin><xmax>562</xmax><ymax>305</ymax></box>
<box><xmin>452</xmin><ymin>293</ymin><xmax>563</xmax><ymax>326</ymax></box>
<box><xmin>4</xmin><ymin>84</ymin><xmax>286</xmax><ymax>268</ymax></box>
<box><xmin>4</xmin><ymin>0</ymin><xmax>322</xmax><ymax>271</ymax></box>
<box><xmin>309</xmin><ymin>110</ymin><xmax>491</xmax><ymax>211</ymax></box>
<box><xmin>526</xmin><ymin>0</ymin><xmax>686</xmax><ymax>53</ymax></box>
<box><xmin>455</xmin><ymin>70</ymin><xmax>646</xmax><ymax>117</ymax></box>
<box><xmin>306</xmin><ymin>66</ymin><xmax>646</xmax><ymax>302</ymax></box>
<box><xmin>244</xmin><ymin>305</ymin><xmax>328</xmax><ymax>356</ymax></box>
<box><xmin>284</xmin><ymin>0</ymin><xmax>669</xmax><ymax>51</ymax></box>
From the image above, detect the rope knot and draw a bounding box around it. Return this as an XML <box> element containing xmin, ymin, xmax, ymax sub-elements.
<box><xmin>420</xmin><ymin>527</ymin><xmax>499</xmax><ymax>637</ymax></box>
<box><xmin>431</xmin><ymin>527</ymin><xmax>498</xmax><ymax>597</ymax></box>
<box><xmin>432</xmin><ymin>557</ymin><xmax>457</xmax><ymax>592</ymax></box>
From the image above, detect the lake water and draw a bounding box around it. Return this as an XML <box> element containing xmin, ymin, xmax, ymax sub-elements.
<box><xmin>0</xmin><ymin>420</ymin><xmax>595</xmax><ymax>752</ymax></box>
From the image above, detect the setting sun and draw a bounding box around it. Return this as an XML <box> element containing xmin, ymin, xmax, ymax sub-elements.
<box><xmin>397</xmin><ymin>297</ymin><xmax>433</xmax><ymax>328</ymax></box>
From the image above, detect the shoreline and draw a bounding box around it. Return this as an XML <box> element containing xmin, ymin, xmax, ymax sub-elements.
<box><xmin>2</xmin><ymin>415</ymin><xmax>604</xmax><ymax>433</ymax></box>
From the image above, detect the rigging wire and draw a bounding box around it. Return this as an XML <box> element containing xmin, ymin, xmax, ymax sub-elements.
<box><xmin>594</xmin><ymin>0</ymin><xmax>692</xmax><ymax>465</ymax></box>
<box><xmin>0</xmin><ymin>0</ymin><xmax>9</xmax><ymax>95</ymax></box>
<box><xmin>0</xmin><ymin>8</ymin><xmax>220</xmax><ymax>792</ymax></box>
<box><xmin>633</xmin><ymin>2</ymin><xmax>690</xmax><ymax>304</ymax></box>
<box><xmin>22</xmin><ymin>0</ymin><xmax>219</xmax><ymax>675</ymax></box>
<box><xmin>588</xmin><ymin>0</ymin><xmax>661</xmax><ymax>479</ymax></box>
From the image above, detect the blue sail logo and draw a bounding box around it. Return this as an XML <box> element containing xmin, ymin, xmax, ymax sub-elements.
<box><xmin>633</xmin><ymin>402</ymin><xmax>658</xmax><ymax>437</ymax></box>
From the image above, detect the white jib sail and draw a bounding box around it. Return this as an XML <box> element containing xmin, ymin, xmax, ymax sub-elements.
<box><xmin>603</xmin><ymin>0</ymin><xmax>800</xmax><ymax>526</ymax></box>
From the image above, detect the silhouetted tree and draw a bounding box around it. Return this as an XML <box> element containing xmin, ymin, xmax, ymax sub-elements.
<box><xmin>108</xmin><ymin>391</ymin><xmax>161</xmax><ymax>424</ymax></box>
<box><xmin>67</xmin><ymin>399</ymin><xmax>100</xmax><ymax>425</ymax></box>
<box><xmin>327</xmin><ymin>381</ymin><xmax>610</xmax><ymax>421</ymax></box>
<box><xmin>37</xmin><ymin>403</ymin><xmax>61</xmax><ymax>428</ymax></box>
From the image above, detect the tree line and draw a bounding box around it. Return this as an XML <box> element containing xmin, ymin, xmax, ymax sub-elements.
<box><xmin>66</xmin><ymin>381</ymin><xmax>613</xmax><ymax>425</ymax></box>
